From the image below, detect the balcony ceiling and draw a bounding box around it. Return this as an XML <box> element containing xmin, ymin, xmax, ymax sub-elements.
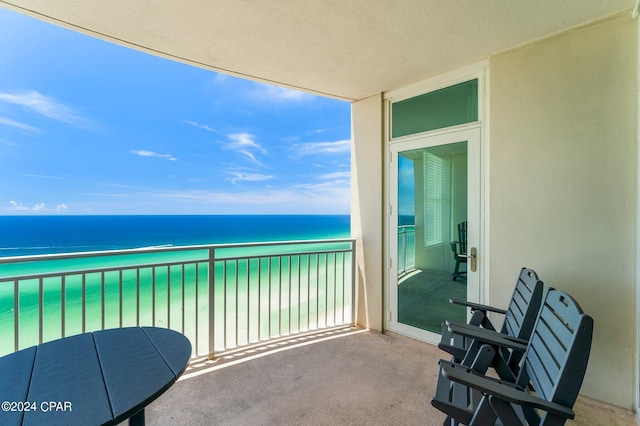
<box><xmin>0</xmin><ymin>0</ymin><xmax>632</xmax><ymax>101</ymax></box>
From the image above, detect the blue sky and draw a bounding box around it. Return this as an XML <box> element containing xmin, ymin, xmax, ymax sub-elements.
<box><xmin>0</xmin><ymin>8</ymin><xmax>351</xmax><ymax>215</ymax></box>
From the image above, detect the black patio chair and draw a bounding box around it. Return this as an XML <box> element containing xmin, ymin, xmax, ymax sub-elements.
<box><xmin>432</xmin><ymin>289</ymin><xmax>594</xmax><ymax>426</ymax></box>
<box><xmin>438</xmin><ymin>267</ymin><xmax>543</xmax><ymax>380</ymax></box>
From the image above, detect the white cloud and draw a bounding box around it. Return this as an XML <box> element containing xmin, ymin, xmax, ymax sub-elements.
<box><xmin>22</xmin><ymin>173</ymin><xmax>65</xmax><ymax>180</ymax></box>
<box><xmin>131</xmin><ymin>150</ymin><xmax>177</xmax><ymax>161</ymax></box>
<box><xmin>291</xmin><ymin>139</ymin><xmax>351</xmax><ymax>157</ymax></box>
<box><xmin>155</xmin><ymin>186</ymin><xmax>349</xmax><ymax>214</ymax></box>
<box><xmin>226</xmin><ymin>132</ymin><xmax>263</xmax><ymax>151</ymax></box>
<box><xmin>184</xmin><ymin>120</ymin><xmax>217</xmax><ymax>132</ymax></box>
<box><xmin>8</xmin><ymin>200</ymin><xmax>29</xmax><ymax>211</ymax></box>
<box><xmin>0</xmin><ymin>117</ymin><xmax>40</xmax><ymax>132</ymax></box>
<box><xmin>225</xmin><ymin>171</ymin><xmax>275</xmax><ymax>185</ymax></box>
<box><xmin>222</xmin><ymin>133</ymin><xmax>266</xmax><ymax>166</ymax></box>
<box><xmin>246</xmin><ymin>83</ymin><xmax>313</xmax><ymax>104</ymax></box>
<box><xmin>0</xmin><ymin>90</ymin><xmax>91</xmax><ymax>127</ymax></box>
<box><xmin>317</xmin><ymin>171</ymin><xmax>351</xmax><ymax>180</ymax></box>
<box><xmin>6</xmin><ymin>201</ymin><xmax>69</xmax><ymax>213</ymax></box>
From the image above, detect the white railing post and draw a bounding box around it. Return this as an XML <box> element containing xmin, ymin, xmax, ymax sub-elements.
<box><xmin>208</xmin><ymin>247</ymin><xmax>216</xmax><ymax>359</ymax></box>
<box><xmin>351</xmin><ymin>240</ymin><xmax>357</xmax><ymax>327</ymax></box>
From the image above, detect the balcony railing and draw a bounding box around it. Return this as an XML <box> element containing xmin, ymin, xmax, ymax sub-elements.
<box><xmin>397</xmin><ymin>225</ymin><xmax>416</xmax><ymax>275</ymax></box>
<box><xmin>0</xmin><ymin>238</ymin><xmax>356</xmax><ymax>358</ymax></box>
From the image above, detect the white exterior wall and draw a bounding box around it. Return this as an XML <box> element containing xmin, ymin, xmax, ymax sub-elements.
<box><xmin>351</xmin><ymin>94</ymin><xmax>384</xmax><ymax>331</ymax></box>
<box><xmin>489</xmin><ymin>14</ymin><xmax>638</xmax><ymax>408</ymax></box>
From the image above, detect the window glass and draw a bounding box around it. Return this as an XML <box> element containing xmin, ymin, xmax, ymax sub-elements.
<box><xmin>391</xmin><ymin>79</ymin><xmax>478</xmax><ymax>138</ymax></box>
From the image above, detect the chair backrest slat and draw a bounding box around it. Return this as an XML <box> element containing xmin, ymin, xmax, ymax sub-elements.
<box><xmin>525</xmin><ymin>342</ymin><xmax>556</xmax><ymax>400</ymax></box>
<box><xmin>520</xmin><ymin>289</ymin><xmax>593</xmax><ymax>411</ymax></box>
<box><xmin>502</xmin><ymin>268</ymin><xmax>543</xmax><ymax>340</ymax></box>
<box><xmin>504</xmin><ymin>288</ymin><xmax>527</xmax><ymax>335</ymax></box>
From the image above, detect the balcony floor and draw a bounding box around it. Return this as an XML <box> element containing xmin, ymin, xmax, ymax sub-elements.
<box><xmin>146</xmin><ymin>327</ymin><xmax>636</xmax><ymax>426</ymax></box>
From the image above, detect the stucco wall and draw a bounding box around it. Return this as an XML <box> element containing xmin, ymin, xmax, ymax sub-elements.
<box><xmin>351</xmin><ymin>94</ymin><xmax>384</xmax><ymax>331</ymax></box>
<box><xmin>489</xmin><ymin>14</ymin><xmax>638</xmax><ymax>408</ymax></box>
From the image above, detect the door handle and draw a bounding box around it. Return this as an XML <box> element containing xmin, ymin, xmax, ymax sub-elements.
<box><xmin>458</xmin><ymin>247</ymin><xmax>477</xmax><ymax>272</ymax></box>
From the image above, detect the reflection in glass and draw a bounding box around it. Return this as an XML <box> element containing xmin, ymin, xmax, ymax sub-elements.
<box><xmin>397</xmin><ymin>142</ymin><xmax>468</xmax><ymax>333</ymax></box>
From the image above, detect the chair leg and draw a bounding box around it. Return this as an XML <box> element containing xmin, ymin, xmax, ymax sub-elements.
<box><xmin>452</xmin><ymin>259</ymin><xmax>460</xmax><ymax>281</ymax></box>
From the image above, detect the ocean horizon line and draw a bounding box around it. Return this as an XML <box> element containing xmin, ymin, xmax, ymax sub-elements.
<box><xmin>0</xmin><ymin>214</ymin><xmax>352</xmax><ymax>258</ymax></box>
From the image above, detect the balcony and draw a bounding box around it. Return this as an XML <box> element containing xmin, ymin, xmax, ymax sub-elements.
<box><xmin>0</xmin><ymin>239</ymin><xmax>355</xmax><ymax>358</ymax></box>
<box><xmin>1</xmin><ymin>239</ymin><xmax>636</xmax><ymax>425</ymax></box>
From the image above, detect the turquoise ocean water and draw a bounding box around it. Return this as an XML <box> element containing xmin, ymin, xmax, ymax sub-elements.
<box><xmin>0</xmin><ymin>215</ymin><xmax>351</xmax><ymax>355</ymax></box>
<box><xmin>0</xmin><ymin>215</ymin><xmax>351</xmax><ymax>257</ymax></box>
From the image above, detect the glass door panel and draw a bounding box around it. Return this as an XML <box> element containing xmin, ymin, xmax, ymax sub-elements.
<box><xmin>397</xmin><ymin>142</ymin><xmax>468</xmax><ymax>333</ymax></box>
<box><xmin>388</xmin><ymin>128</ymin><xmax>480</xmax><ymax>343</ymax></box>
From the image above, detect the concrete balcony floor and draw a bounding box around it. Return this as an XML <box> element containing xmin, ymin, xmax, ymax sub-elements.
<box><xmin>146</xmin><ymin>327</ymin><xmax>637</xmax><ymax>426</ymax></box>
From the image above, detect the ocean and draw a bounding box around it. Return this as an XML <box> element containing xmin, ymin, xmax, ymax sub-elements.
<box><xmin>0</xmin><ymin>215</ymin><xmax>351</xmax><ymax>257</ymax></box>
<box><xmin>0</xmin><ymin>215</ymin><xmax>352</xmax><ymax>356</ymax></box>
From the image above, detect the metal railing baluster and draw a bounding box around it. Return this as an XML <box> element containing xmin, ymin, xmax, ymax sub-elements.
<box><xmin>208</xmin><ymin>248</ymin><xmax>215</xmax><ymax>359</ymax></box>
<box><xmin>223</xmin><ymin>259</ymin><xmax>227</xmax><ymax>349</ymax></box>
<box><xmin>195</xmin><ymin>263</ymin><xmax>199</xmax><ymax>354</ymax></box>
<box><xmin>287</xmin><ymin>255</ymin><xmax>292</xmax><ymax>335</ymax></box>
<box><xmin>38</xmin><ymin>278</ymin><xmax>43</xmax><ymax>344</ymax></box>
<box><xmin>181</xmin><ymin>264</ymin><xmax>185</xmax><ymax>335</ymax></box>
<box><xmin>61</xmin><ymin>275</ymin><xmax>66</xmax><ymax>338</ymax></box>
<box><xmin>277</xmin><ymin>256</ymin><xmax>282</xmax><ymax>337</ymax></box>
<box><xmin>119</xmin><ymin>270</ymin><xmax>123</xmax><ymax>328</ymax></box>
<box><xmin>167</xmin><ymin>265</ymin><xmax>171</xmax><ymax>329</ymax></box>
<box><xmin>82</xmin><ymin>274</ymin><xmax>87</xmax><ymax>333</ymax></box>
<box><xmin>136</xmin><ymin>268</ymin><xmax>140</xmax><ymax>327</ymax></box>
<box><xmin>235</xmin><ymin>259</ymin><xmax>239</xmax><ymax>348</ymax></box>
<box><xmin>101</xmin><ymin>272</ymin><xmax>105</xmax><ymax>330</ymax></box>
<box><xmin>246</xmin><ymin>259</ymin><xmax>250</xmax><ymax>345</ymax></box>
<box><xmin>14</xmin><ymin>280</ymin><xmax>19</xmax><ymax>352</ymax></box>
<box><xmin>307</xmin><ymin>254</ymin><xmax>311</xmax><ymax>331</ymax></box>
<box><xmin>152</xmin><ymin>268</ymin><xmax>156</xmax><ymax>327</ymax></box>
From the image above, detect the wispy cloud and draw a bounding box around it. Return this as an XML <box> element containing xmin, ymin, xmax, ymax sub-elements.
<box><xmin>131</xmin><ymin>150</ymin><xmax>177</xmax><ymax>161</ymax></box>
<box><xmin>222</xmin><ymin>132</ymin><xmax>266</xmax><ymax>166</ymax></box>
<box><xmin>0</xmin><ymin>116</ymin><xmax>40</xmax><ymax>133</ymax></box>
<box><xmin>21</xmin><ymin>173</ymin><xmax>66</xmax><ymax>180</ymax></box>
<box><xmin>225</xmin><ymin>171</ymin><xmax>275</xmax><ymax>185</ymax></box>
<box><xmin>151</xmin><ymin>184</ymin><xmax>349</xmax><ymax>214</ymax></box>
<box><xmin>226</xmin><ymin>132</ymin><xmax>263</xmax><ymax>151</ymax></box>
<box><xmin>0</xmin><ymin>90</ymin><xmax>91</xmax><ymax>127</ymax></box>
<box><xmin>246</xmin><ymin>83</ymin><xmax>312</xmax><ymax>104</ymax></box>
<box><xmin>316</xmin><ymin>171</ymin><xmax>351</xmax><ymax>180</ymax></box>
<box><xmin>291</xmin><ymin>139</ymin><xmax>351</xmax><ymax>157</ymax></box>
<box><xmin>210</xmin><ymin>73</ymin><xmax>312</xmax><ymax>105</ymax></box>
<box><xmin>184</xmin><ymin>120</ymin><xmax>217</xmax><ymax>132</ymax></box>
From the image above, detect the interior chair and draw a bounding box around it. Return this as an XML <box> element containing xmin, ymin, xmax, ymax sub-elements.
<box><xmin>450</xmin><ymin>221</ymin><xmax>467</xmax><ymax>281</ymax></box>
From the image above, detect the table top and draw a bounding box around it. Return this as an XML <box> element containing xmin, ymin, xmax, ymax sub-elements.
<box><xmin>0</xmin><ymin>327</ymin><xmax>191</xmax><ymax>426</ymax></box>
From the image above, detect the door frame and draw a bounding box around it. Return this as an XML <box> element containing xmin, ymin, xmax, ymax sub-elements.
<box><xmin>387</xmin><ymin>127</ymin><xmax>481</xmax><ymax>342</ymax></box>
<box><xmin>383</xmin><ymin>61</ymin><xmax>489</xmax><ymax>343</ymax></box>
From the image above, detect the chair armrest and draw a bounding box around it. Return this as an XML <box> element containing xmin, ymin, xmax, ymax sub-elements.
<box><xmin>441</xmin><ymin>363</ymin><xmax>575</xmax><ymax>419</ymax></box>
<box><xmin>446</xmin><ymin>321</ymin><xmax>528</xmax><ymax>352</ymax></box>
<box><xmin>438</xmin><ymin>359</ymin><xmax>520</xmax><ymax>389</ymax></box>
<box><xmin>449</xmin><ymin>298</ymin><xmax>508</xmax><ymax>315</ymax></box>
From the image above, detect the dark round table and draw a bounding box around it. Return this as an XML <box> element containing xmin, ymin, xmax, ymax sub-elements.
<box><xmin>0</xmin><ymin>327</ymin><xmax>191</xmax><ymax>425</ymax></box>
